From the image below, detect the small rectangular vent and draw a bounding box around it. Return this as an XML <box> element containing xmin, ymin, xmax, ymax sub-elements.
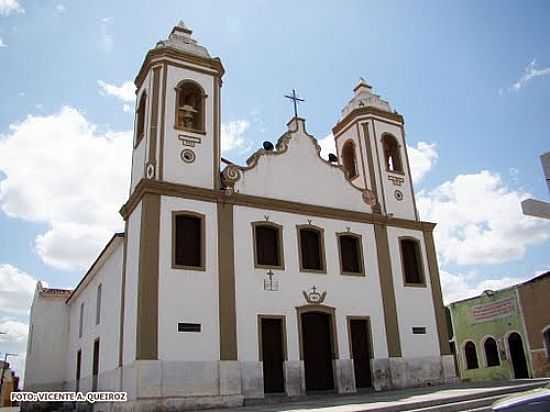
<box><xmin>412</xmin><ymin>327</ymin><xmax>426</xmax><ymax>335</ymax></box>
<box><xmin>178</xmin><ymin>323</ymin><xmax>201</xmax><ymax>333</ymax></box>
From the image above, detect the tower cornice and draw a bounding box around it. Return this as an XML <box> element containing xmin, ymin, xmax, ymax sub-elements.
<box><xmin>134</xmin><ymin>47</ymin><xmax>225</xmax><ymax>89</ymax></box>
<box><xmin>332</xmin><ymin>106</ymin><xmax>404</xmax><ymax>137</ymax></box>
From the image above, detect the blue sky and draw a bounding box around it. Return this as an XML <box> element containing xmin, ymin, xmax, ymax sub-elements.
<box><xmin>0</xmin><ymin>0</ymin><xmax>549</xmax><ymax>375</ymax></box>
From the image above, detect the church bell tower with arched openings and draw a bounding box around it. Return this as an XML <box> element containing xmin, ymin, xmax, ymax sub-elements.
<box><xmin>130</xmin><ymin>22</ymin><xmax>224</xmax><ymax>193</ymax></box>
<box><xmin>332</xmin><ymin>79</ymin><xmax>419</xmax><ymax>221</ymax></box>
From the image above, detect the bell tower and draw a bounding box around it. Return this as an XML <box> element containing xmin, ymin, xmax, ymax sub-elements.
<box><xmin>129</xmin><ymin>22</ymin><xmax>225</xmax><ymax>193</ymax></box>
<box><xmin>332</xmin><ymin>79</ymin><xmax>419</xmax><ymax>221</ymax></box>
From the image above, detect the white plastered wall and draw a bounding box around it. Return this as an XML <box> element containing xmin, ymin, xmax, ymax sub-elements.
<box><xmin>386</xmin><ymin>226</ymin><xmax>439</xmax><ymax>357</ymax></box>
<box><xmin>157</xmin><ymin>195</ymin><xmax>220</xmax><ymax>361</ymax></box>
<box><xmin>130</xmin><ymin>71</ymin><xmax>150</xmax><ymax>193</ymax></box>
<box><xmin>233</xmin><ymin>205</ymin><xmax>389</xmax><ymax>362</ymax></box>
<box><xmin>65</xmin><ymin>239</ymin><xmax>123</xmax><ymax>390</ymax></box>
<box><xmin>122</xmin><ymin>201</ymin><xmax>142</xmax><ymax>365</ymax></box>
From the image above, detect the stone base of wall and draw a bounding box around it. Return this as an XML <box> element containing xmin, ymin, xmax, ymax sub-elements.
<box><xmin>22</xmin><ymin>356</ymin><xmax>457</xmax><ymax>411</ymax></box>
<box><xmin>372</xmin><ymin>355</ymin><xmax>457</xmax><ymax>390</ymax></box>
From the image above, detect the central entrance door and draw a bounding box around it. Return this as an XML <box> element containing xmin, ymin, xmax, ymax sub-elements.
<box><xmin>349</xmin><ymin>318</ymin><xmax>373</xmax><ymax>388</ymax></box>
<box><xmin>508</xmin><ymin>332</ymin><xmax>529</xmax><ymax>378</ymax></box>
<box><xmin>301</xmin><ymin>311</ymin><xmax>334</xmax><ymax>391</ymax></box>
<box><xmin>261</xmin><ymin>317</ymin><xmax>285</xmax><ymax>393</ymax></box>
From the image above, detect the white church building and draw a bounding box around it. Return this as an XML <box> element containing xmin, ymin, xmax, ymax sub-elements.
<box><xmin>24</xmin><ymin>23</ymin><xmax>455</xmax><ymax>410</ymax></box>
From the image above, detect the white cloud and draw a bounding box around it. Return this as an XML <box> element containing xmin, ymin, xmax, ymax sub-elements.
<box><xmin>0</xmin><ymin>264</ymin><xmax>37</xmax><ymax>316</ymax></box>
<box><xmin>510</xmin><ymin>59</ymin><xmax>550</xmax><ymax>92</ymax></box>
<box><xmin>0</xmin><ymin>37</ymin><xmax>6</xmax><ymax>47</ymax></box>
<box><xmin>221</xmin><ymin>120</ymin><xmax>250</xmax><ymax>154</ymax></box>
<box><xmin>440</xmin><ymin>269</ymin><xmax>527</xmax><ymax>305</ymax></box>
<box><xmin>417</xmin><ymin>170</ymin><xmax>550</xmax><ymax>266</ymax></box>
<box><xmin>98</xmin><ymin>80</ymin><xmax>135</xmax><ymax>103</ymax></box>
<box><xmin>0</xmin><ymin>0</ymin><xmax>23</xmax><ymax>16</ymax></box>
<box><xmin>55</xmin><ymin>3</ymin><xmax>65</xmax><ymax>13</ymax></box>
<box><xmin>408</xmin><ymin>141</ymin><xmax>438</xmax><ymax>183</ymax></box>
<box><xmin>317</xmin><ymin>133</ymin><xmax>336</xmax><ymax>159</ymax></box>
<box><xmin>0</xmin><ymin>106</ymin><xmax>131</xmax><ymax>270</ymax></box>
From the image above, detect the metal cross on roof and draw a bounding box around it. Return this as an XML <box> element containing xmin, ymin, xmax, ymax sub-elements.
<box><xmin>284</xmin><ymin>89</ymin><xmax>304</xmax><ymax>118</ymax></box>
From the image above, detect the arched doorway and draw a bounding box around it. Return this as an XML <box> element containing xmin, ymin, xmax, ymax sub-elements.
<box><xmin>298</xmin><ymin>309</ymin><xmax>336</xmax><ymax>391</ymax></box>
<box><xmin>508</xmin><ymin>332</ymin><xmax>529</xmax><ymax>378</ymax></box>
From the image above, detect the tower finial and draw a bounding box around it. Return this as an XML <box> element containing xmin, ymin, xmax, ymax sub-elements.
<box><xmin>173</xmin><ymin>20</ymin><xmax>192</xmax><ymax>35</ymax></box>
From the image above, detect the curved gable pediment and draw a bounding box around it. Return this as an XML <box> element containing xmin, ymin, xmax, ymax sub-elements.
<box><xmin>222</xmin><ymin>118</ymin><xmax>374</xmax><ymax>213</ymax></box>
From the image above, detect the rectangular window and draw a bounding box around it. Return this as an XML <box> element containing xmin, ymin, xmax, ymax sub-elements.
<box><xmin>96</xmin><ymin>284</ymin><xmax>102</xmax><ymax>325</ymax></box>
<box><xmin>75</xmin><ymin>350</ymin><xmax>81</xmax><ymax>392</ymax></box>
<box><xmin>338</xmin><ymin>234</ymin><xmax>364</xmax><ymax>275</ymax></box>
<box><xmin>298</xmin><ymin>227</ymin><xmax>325</xmax><ymax>272</ymax></box>
<box><xmin>254</xmin><ymin>223</ymin><xmax>284</xmax><ymax>268</ymax></box>
<box><xmin>412</xmin><ymin>327</ymin><xmax>426</xmax><ymax>334</ymax></box>
<box><xmin>79</xmin><ymin>302</ymin><xmax>84</xmax><ymax>338</ymax></box>
<box><xmin>401</xmin><ymin>238</ymin><xmax>425</xmax><ymax>285</ymax></box>
<box><xmin>177</xmin><ymin>323</ymin><xmax>201</xmax><ymax>332</ymax></box>
<box><xmin>173</xmin><ymin>213</ymin><xmax>204</xmax><ymax>269</ymax></box>
<box><xmin>92</xmin><ymin>339</ymin><xmax>100</xmax><ymax>391</ymax></box>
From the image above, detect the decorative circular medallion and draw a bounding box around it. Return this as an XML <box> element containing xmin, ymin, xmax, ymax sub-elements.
<box><xmin>146</xmin><ymin>163</ymin><xmax>155</xmax><ymax>179</ymax></box>
<box><xmin>180</xmin><ymin>149</ymin><xmax>196</xmax><ymax>164</ymax></box>
<box><xmin>394</xmin><ymin>190</ymin><xmax>404</xmax><ymax>201</ymax></box>
<box><xmin>362</xmin><ymin>189</ymin><xmax>377</xmax><ymax>206</ymax></box>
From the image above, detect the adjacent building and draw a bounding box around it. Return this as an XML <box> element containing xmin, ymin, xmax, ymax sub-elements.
<box><xmin>24</xmin><ymin>22</ymin><xmax>455</xmax><ymax>410</ymax></box>
<box><xmin>449</xmin><ymin>271</ymin><xmax>550</xmax><ymax>381</ymax></box>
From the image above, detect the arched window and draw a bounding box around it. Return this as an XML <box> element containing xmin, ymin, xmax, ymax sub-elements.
<box><xmin>342</xmin><ymin>140</ymin><xmax>357</xmax><ymax>179</ymax></box>
<box><xmin>544</xmin><ymin>328</ymin><xmax>550</xmax><ymax>358</ymax></box>
<box><xmin>175</xmin><ymin>81</ymin><xmax>205</xmax><ymax>132</ymax></box>
<box><xmin>464</xmin><ymin>341</ymin><xmax>479</xmax><ymax>370</ymax></box>
<box><xmin>382</xmin><ymin>134</ymin><xmax>403</xmax><ymax>173</ymax></box>
<box><xmin>136</xmin><ymin>92</ymin><xmax>147</xmax><ymax>145</ymax></box>
<box><xmin>484</xmin><ymin>337</ymin><xmax>500</xmax><ymax>367</ymax></box>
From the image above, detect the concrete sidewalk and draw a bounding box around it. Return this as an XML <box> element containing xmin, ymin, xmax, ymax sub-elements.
<box><xmin>212</xmin><ymin>379</ymin><xmax>550</xmax><ymax>412</ymax></box>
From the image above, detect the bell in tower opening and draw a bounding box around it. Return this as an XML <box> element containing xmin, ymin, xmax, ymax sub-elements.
<box><xmin>175</xmin><ymin>80</ymin><xmax>205</xmax><ymax>133</ymax></box>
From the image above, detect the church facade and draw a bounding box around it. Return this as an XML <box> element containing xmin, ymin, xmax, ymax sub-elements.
<box><xmin>24</xmin><ymin>23</ymin><xmax>455</xmax><ymax>410</ymax></box>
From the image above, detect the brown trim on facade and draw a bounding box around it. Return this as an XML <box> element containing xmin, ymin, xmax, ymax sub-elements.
<box><xmin>346</xmin><ymin>316</ymin><xmax>374</xmax><ymax>359</ymax></box>
<box><xmin>335</xmin><ymin>232</ymin><xmax>365</xmax><ymax>277</ymax></box>
<box><xmin>361</xmin><ymin>122</ymin><xmax>379</xmax><ymax>202</ymax></box>
<box><xmin>355</xmin><ymin>123</ymin><xmax>369</xmax><ymax>189</ymax></box>
<box><xmin>171</xmin><ymin>210</ymin><xmax>206</xmax><ymax>271</ymax></box>
<box><xmin>135</xmin><ymin>48</ymin><xmax>225</xmax><ymax>90</ymax></box>
<box><xmin>251</xmin><ymin>221</ymin><xmax>285</xmax><ymax>270</ymax></box>
<box><xmin>147</xmin><ymin>66</ymin><xmax>161</xmax><ymax>170</ymax></box>
<box><xmin>158</xmin><ymin>63</ymin><xmax>167</xmax><ymax>181</ymax></box>
<box><xmin>296</xmin><ymin>224</ymin><xmax>327</xmax><ymax>274</ymax></box>
<box><xmin>398</xmin><ymin>236</ymin><xmax>427</xmax><ymax>288</ymax></box>
<box><xmin>296</xmin><ymin>304</ymin><xmax>339</xmax><ymax>360</ymax></box>
<box><xmin>218</xmin><ymin>202</ymin><xmax>238</xmax><ymax>360</ymax></box>
<box><xmin>400</xmin><ymin>124</ymin><xmax>420</xmax><ymax>221</ymax></box>
<box><xmin>120</xmin><ymin>179</ymin><xmax>437</xmax><ymax>233</ymax></box>
<box><xmin>136</xmin><ymin>193</ymin><xmax>160</xmax><ymax>360</ymax></box>
<box><xmin>118</xmin><ymin>221</ymin><xmax>128</xmax><ymax>367</ymax></box>
<box><xmin>257</xmin><ymin>314</ymin><xmax>288</xmax><ymax>361</ymax></box>
<box><xmin>372</xmin><ymin>121</ymin><xmax>387</xmax><ymax>214</ymax></box>
<box><xmin>423</xmin><ymin>230</ymin><xmax>451</xmax><ymax>356</ymax></box>
<box><xmin>334</xmin><ymin>114</ymin><xmax>403</xmax><ymax>143</ymax></box>
<box><xmin>213</xmin><ymin>76</ymin><xmax>221</xmax><ymax>190</ymax></box>
<box><xmin>332</xmin><ymin>107</ymin><xmax>404</xmax><ymax>136</ymax></box>
<box><xmin>373</xmin><ymin>224</ymin><xmax>402</xmax><ymax>357</ymax></box>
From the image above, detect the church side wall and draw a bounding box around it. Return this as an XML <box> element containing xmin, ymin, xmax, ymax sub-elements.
<box><xmin>24</xmin><ymin>295</ymin><xmax>68</xmax><ymax>390</ymax></box>
<box><xmin>157</xmin><ymin>195</ymin><xmax>220</xmax><ymax>361</ymax></box>
<box><xmin>65</xmin><ymin>242</ymin><xmax>123</xmax><ymax>392</ymax></box>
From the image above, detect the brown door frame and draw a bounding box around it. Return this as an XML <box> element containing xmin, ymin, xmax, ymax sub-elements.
<box><xmin>347</xmin><ymin>316</ymin><xmax>374</xmax><ymax>388</ymax></box>
<box><xmin>296</xmin><ymin>304</ymin><xmax>339</xmax><ymax>361</ymax></box>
